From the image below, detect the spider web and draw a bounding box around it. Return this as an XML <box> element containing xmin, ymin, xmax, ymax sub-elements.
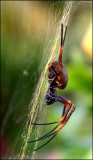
<box><xmin>1</xmin><ymin>1</ymin><xmax>92</xmax><ymax>159</ymax></box>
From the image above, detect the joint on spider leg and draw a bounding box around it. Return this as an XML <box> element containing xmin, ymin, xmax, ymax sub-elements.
<box><xmin>71</xmin><ymin>104</ymin><xmax>76</xmax><ymax>111</ymax></box>
<box><xmin>66</xmin><ymin>103</ymin><xmax>76</xmax><ymax>121</ymax></box>
<box><xmin>58</xmin><ymin>103</ymin><xmax>72</xmax><ymax>124</ymax></box>
<box><xmin>55</xmin><ymin>104</ymin><xmax>76</xmax><ymax>135</ymax></box>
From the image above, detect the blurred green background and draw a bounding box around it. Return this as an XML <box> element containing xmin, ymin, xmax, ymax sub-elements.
<box><xmin>1</xmin><ymin>1</ymin><xmax>92</xmax><ymax>159</ymax></box>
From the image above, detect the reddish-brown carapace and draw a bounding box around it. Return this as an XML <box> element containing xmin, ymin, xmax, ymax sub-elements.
<box><xmin>27</xmin><ymin>24</ymin><xmax>76</xmax><ymax>151</ymax></box>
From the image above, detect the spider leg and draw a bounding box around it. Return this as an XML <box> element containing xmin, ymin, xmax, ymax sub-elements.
<box><xmin>55</xmin><ymin>105</ymin><xmax>75</xmax><ymax>135</ymax></box>
<box><xmin>31</xmin><ymin>104</ymin><xmax>75</xmax><ymax>151</ymax></box>
<box><xmin>58</xmin><ymin>24</ymin><xmax>67</xmax><ymax>66</ymax></box>
<box><xmin>33</xmin><ymin>94</ymin><xmax>70</xmax><ymax>126</ymax></box>
<box><xmin>36</xmin><ymin>124</ymin><xmax>59</xmax><ymax>140</ymax></box>
<box><xmin>31</xmin><ymin>100</ymin><xmax>72</xmax><ymax>127</ymax></box>
<box><xmin>48</xmin><ymin>91</ymin><xmax>76</xmax><ymax>124</ymax></box>
<box><xmin>31</xmin><ymin>121</ymin><xmax>57</xmax><ymax>125</ymax></box>
<box><xmin>57</xmin><ymin>103</ymin><xmax>72</xmax><ymax>123</ymax></box>
<box><xmin>29</xmin><ymin>98</ymin><xmax>71</xmax><ymax>150</ymax></box>
<box><xmin>63</xmin><ymin>25</ymin><xmax>67</xmax><ymax>45</ymax></box>
<box><xmin>58</xmin><ymin>24</ymin><xmax>63</xmax><ymax>66</ymax></box>
<box><xmin>33</xmin><ymin>134</ymin><xmax>56</xmax><ymax>151</ymax></box>
<box><xmin>51</xmin><ymin>65</ymin><xmax>58</xmax><ymax>76</ymax></box>
<box><xmin>27</xmin><ymin>131</ymin><xmax>56</xmax><ymax>143</ymax></box>
<box><xmin>62</xmin><ymin>104</ymin><xmax>66</xmax><ymax>117</ymax></box>
<box><xmin>27</xmin><ymin>124</ymin><xmax>59</xmax><ymax>143</ymax></box>
<box><xmin>60</xmin><ymin>105</ymin><xmax>67</xmax><ymax>125</ymax></box>
<box><xmin>61</xmin><ymin>23</ymin><xmax>63</xmax><ymax>46</ymax></box>
<box><xmin>28</xmin><ymin>94</ymin><xmax>75</xmax><ymax>151</ymax></box>
<box><xmin>27</xmin><ymin>125</ymin><xmax>59</xmax><ymax>151</ymax></box>
<box><xmin>45</xmin><ymin>90</ymin><xmax>72</xmax><ymax>125</ymax></box>
<box><xmin>49</xmin><ymin>91</ymin><xmax>71</xmax><ymax>106</ymax></box>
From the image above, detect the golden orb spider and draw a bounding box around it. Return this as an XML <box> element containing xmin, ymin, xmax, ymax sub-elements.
<box><xmin>27</xmin><ymin>24</ymin><xmax>76</xmax><ymax>151</ymax></box>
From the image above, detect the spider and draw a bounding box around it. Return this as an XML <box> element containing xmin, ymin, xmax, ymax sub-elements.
<box><xmin>27</xmin><ymin>24</ymin><xmax>76</xmax><ymax>151</ymax></box>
